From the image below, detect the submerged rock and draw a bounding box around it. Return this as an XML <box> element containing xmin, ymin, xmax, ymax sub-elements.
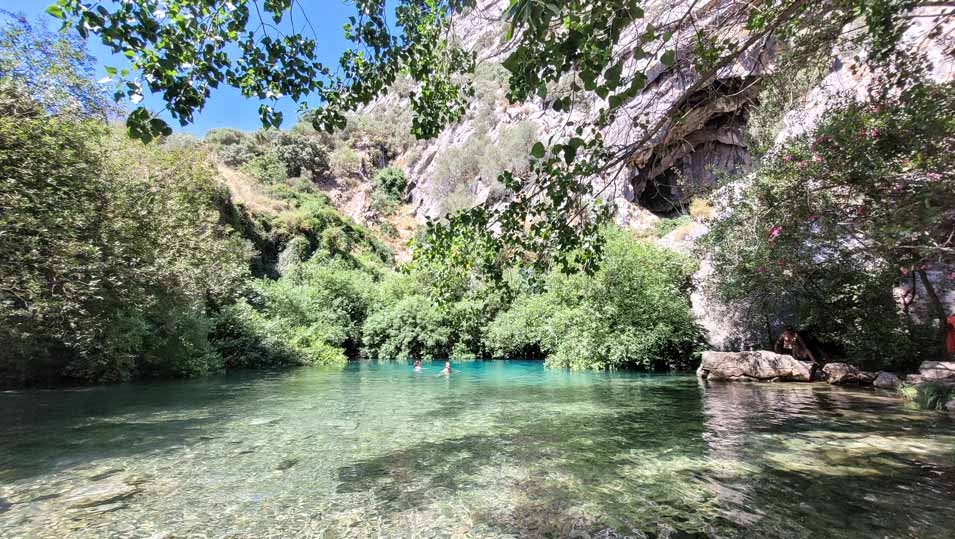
<box><xmin>873</xmin><ymin>372</ymin><xmax>901</xmax><ymax>390</ymax></box>
<box><xmin>63</xmin><ymin>482</ymin><xmax>140</xmax><ymax>509</ymax></box>
<box><xmin>918</xmin><ymin>361</ymin><xmax>955</xmax><ymax>381</ymax></box>
<box><xmin>276</xmin><ymin>457</ymin><xmax>300</xmax><ymax>471</ymax></box>
<box><xmin>697</xmin><ymin>351</ymin><xmax>812</xmax><ymax>382</ymax></box>
<box><xmin>822</xmin><ymin>363</ymin><xmax>873</xmax><ymax>385</ymax></box>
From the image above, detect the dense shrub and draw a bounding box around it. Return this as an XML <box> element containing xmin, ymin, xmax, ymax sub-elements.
<box><xmin>274</xmin><ymin>132</ymin><xmax>330</xmax><ymax>177</ymax></box>
<box><xmin>241</xmin><ymin>150</ymin><xmax>288</xmax><ymax>183</ymax></box>
<box><xmin>485</xmin><ymin>229</ymin><xmax>702</xmax><ymax>370</ymax></box>
<box><xmin>362</xmin><ymin>295</ymin><xmax>453</xmax><ymax>359</ymax></box>
<box><xmin>0</xmin><ymin>89</ymin><xmax>252</xmax><ymax>385</ymax></box>
<box><xmin>373</xmin><ymin>166</ymin><xmax>408</xmax><ymax>200</ymax></box>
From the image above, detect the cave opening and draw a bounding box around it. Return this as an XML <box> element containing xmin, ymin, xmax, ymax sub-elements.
<box><xmin>633</xmin><ymin>76</ymin><xmax>758</xmax><ymax>217</ymax></box>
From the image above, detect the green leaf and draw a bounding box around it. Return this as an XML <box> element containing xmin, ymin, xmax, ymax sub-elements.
<box><xmin>45</xmin><ymin>4</ymin><xmax>64</xmax><ymax>18</ymax></box>
<box><xmin>531</xmin><ymin>141</ymin><xmax>546</xmax><ymax>158</ymax></box>
<box><xmin>661</xmin><ymin>50</ymin><xmax>676</xmax><ymax>67</ymax></box>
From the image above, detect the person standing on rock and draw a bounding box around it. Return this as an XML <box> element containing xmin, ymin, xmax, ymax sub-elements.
<box><xmin>775</xmin><ymin>328</ymin><xmax>818</xmax><ymax>365</ymax></box>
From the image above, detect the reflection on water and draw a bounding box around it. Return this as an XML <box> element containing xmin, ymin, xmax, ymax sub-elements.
<box><xmin>0</xmin><ymin>361</ymin><xmax>952</xmax><ymax>538</ymax></box>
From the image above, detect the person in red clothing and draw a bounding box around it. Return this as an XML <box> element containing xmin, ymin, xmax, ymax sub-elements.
<box><xmin>946</xmin><ymin>311</ymin><xmax>955</xmax><ymax>357</ymax></box>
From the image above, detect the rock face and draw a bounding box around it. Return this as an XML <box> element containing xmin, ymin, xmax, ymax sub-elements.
<box><xmin>821</xmin><ymin>363</ymin><xmax>875</xmax><ymax>385</ymax></box>
<box><xmin>873</xmin><ymin>372</ymin><xmax>901</xmax><ymax>390</ymax></box>
<box><xmin>697</xmin><ymin>351</ymin><xmax>812</xmax><ymax>382</ymax></box>
<box><xmin>917</xmin><ymin>361</ymin><xmax>955</xmax><ymax>382</ymax></box>
<box><xmin>393</xmin><ymin>0</ymin><xmax>772</xmax><ymax>226</ymax></box>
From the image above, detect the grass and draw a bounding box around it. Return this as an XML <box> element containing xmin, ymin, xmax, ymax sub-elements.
<box><xmin>898</xmin><ymin>383</ymin><xmax>954</xmax><ymax>411</ymax></box>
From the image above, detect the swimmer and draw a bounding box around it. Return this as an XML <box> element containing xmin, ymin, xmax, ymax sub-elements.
<box><xmin>438</xmin><ymin>361</ymin><xmax>459</xmax><ymax>376</ymax></box>
<box><xmin>413</xmin><ymin>359</ymin><xmax>422</xmax><ymax>371</ymax></box>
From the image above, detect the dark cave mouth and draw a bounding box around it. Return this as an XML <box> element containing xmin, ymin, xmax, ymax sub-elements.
<box><xmin>633</xmin><ymin>76</ymin><xmax>758</xmax><ymax>217</ymax></box>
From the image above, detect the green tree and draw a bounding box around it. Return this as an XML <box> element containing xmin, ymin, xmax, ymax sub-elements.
<box><xmin>703</xmin><ymin>81</ymin><xmax>955</xmax><ymax>368</ymax></box>
<box><xmin>0</xmin><ymin>87</ymin><xmax>252</xmax><ymax>384</ymax></box>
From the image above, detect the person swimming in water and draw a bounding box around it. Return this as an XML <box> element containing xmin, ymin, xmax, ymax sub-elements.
<box><xmin>413</xmin><ymin>359</ymin><xmax>422</xmax><ymax>371</ymax></box>
<box><xmin>439</xmin><ymin>361</ymin><xmax>459</xmax><ymax>376</ymax></box>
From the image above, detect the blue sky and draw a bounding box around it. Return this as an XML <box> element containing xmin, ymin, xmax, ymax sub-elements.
<box><xmin>0</xmin><ymin>0</ymin><xmax>363</xmax><ymax>136</ymax></box>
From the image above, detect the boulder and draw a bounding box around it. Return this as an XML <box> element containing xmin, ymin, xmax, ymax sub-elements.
<box><xmin>946</xmin><ymin>400</ymin><xmax>955</xmax><ymax>413</ymax></box>
<box><xmin>917</xmin><ymin>361</ymin><xmax>955</xmax><ymax>381</ymax></box>
<box><xmin>873</xmin><ymin>372</ymin><xmax>901</xmax><ymax>390</ymax></box>
<box><xmin>821</xmin><ymin>363</ymin><xmax>873</xmax><ymax>385</ymax></box>
<box><xmin>697</xmin><ymin>351</ymin><xmax>812</xmax><ymax>382</ymax></box>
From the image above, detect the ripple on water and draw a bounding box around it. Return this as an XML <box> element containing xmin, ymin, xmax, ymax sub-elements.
<box><xmin>0</xmin><ymin>361</ymin><xmax>953</xmax><ymax>538</ymax></box>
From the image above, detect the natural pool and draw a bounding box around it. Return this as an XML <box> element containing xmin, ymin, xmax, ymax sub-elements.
<box><xmin>1</xmin><ymin>360</ymin><xmax>953</xmax><ymax>539</ymax></box>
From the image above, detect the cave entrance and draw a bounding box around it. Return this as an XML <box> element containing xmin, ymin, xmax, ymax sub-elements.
<box><xmin>632</xmin><ymin>76</ymin><xmax>757</xmax><ymax>217</ymax></box>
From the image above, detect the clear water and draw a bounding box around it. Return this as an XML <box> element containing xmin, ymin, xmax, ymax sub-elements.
<box><xmin>1</xmin><ymin>360</ymin><xmax>953</xmax><ymax>539</ymax></box>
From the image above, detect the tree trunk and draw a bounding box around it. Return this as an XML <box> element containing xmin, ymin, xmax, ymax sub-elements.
<box><xmin>917</xmin><ymin>270</ymin><xmax>948</xmax><ymax>357</ymax></box>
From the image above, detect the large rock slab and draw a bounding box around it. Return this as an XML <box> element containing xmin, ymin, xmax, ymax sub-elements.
<box><xmin>918</xmin><ymin>361</ymin><xmax>955</xmax><ymax>381</ymax></box>
<box><xmin>873</xmin><ymin>372</ymin><xmax>901</xmax><ymax>390</ymax></box>
<box><xmin>697</xmin><ymin>351</ymin><xmax>812</xmax><ymax>382</ymax></box>
<box><xmin>822</xmin><ymin>363</ymin><xmax>874</xmax><ymax>385</ymax></box>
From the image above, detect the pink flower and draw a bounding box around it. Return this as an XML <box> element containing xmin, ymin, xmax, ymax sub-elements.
<box><xmin>926</xmin><ymin>172</ymin><xmax>942</xmax><ymax>181</ymax></box>
<box><xmin>768</xmin><ymin>226</ymin><xmax>782</xmax><ymax>240</ymax></box>
<box><xmin>756</xmin><ymin>266</ymin><xmax>765</xmax><ymax>273</ymax></box>
<box><xmin>871</xmin><ymin>105</ymin><xmax>881</xmax><ymax>113</ymax></box>
<box><xmin>868</xmin><ymin>129</ymin><xmax>880</xmax><ymax>138</ymax></box>
<box><xmin>900</xmin><ymin>267</ymin><xmax>909</xmax><ymax>276</ymax></box>
<box><xmin>807</xmin><ymin>214</ymin><xmax>817</xmax><ymax>222</ymax></box>
<box><xmin>784</xmin><ymin>154</ymin><xmax>794</xmax><ymax>162</ymax></box>
<box><xmin>796</xmin><ymin>161</ymin><xmax>808</xmax><ymax>169</ymax></box>
<box><xmin>812</xmin><ymin>154</ymin><xmax>823</xmax><ymax>163</ymax></box>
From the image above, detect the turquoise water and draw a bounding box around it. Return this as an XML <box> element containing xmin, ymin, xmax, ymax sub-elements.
<box><xmin>1</xmin><ymin>360</ymin><xmax>953</xmax><ymax>538</ymax></box>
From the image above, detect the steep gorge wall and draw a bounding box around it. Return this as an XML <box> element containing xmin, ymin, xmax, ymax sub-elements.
<box><xmin>390</xmin><ymin>0</ymin><xmax>770</xmax><ymax>227</ymax></box>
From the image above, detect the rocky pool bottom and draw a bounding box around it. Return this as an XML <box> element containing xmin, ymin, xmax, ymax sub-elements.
<box><xmin>1</xmin><ymin>360</ymin><xmax>953</xmax><ymax>539</ymax></box>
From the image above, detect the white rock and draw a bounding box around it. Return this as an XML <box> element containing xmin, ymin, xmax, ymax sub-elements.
<box><xmin>697</xmin><ymin>351</ymin><xmax>812</xmax><ymax>382</ymax></box>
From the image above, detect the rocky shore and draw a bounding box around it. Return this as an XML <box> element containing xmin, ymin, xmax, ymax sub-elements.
<box><xmin>698</xmin><ymin>352</ymin><xmax>955</xmax><ymax>411</ymax></box>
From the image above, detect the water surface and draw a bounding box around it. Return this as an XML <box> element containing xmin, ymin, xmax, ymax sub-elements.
<box><xmin>1</xmin><ymin>360</ymin><xmax>953</xmax><ymax>538</ymax></box>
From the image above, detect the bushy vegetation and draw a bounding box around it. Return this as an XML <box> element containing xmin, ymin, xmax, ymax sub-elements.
<box><xmin>0</xmin><ymin>86</ymin><xmax>252</xmax><ymax>384</ymax></box>
<box><xmin>898</xmin><ymin>383</ymin><xmax>954</xmax><ymax>411</ymax></box>
<box><xmin>485</xmin><ymin>229</ymin><xmax>702</xmax><ymax>370</ymax></box>
<box><xmin>703</xmin><ymin>80</ymin><xmax>955</xmax><ymax>371</ymax></box>
<box><xmin>373</xmin><ymin>166</ymin><xmax>408</xmax><ymax>200</ymax></box>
